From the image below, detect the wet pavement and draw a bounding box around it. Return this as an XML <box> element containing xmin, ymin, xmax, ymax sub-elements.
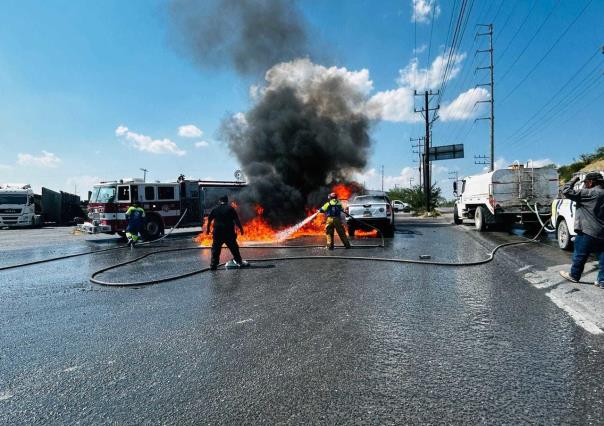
<box><xmin>1</xmin><ymin>216</ymin><xmax>603</xmax><ymax>424</ymax></box>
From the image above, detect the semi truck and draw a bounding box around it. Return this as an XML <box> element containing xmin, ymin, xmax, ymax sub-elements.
<box><xmin>78</xmin><ymin>178</ymin><xmax>247</xmax><ymax>240</ymax></box>
<box><xmin>551</xmin><ymin>170</ymin><xmax>604</xmax><ymax>250</ymax></box>
<box><xmin>453</xmin><ymin>163</ymin><xmax>559</xmax><ymax>231</ymax></box>
<box><xmin>0</xmin><ymin>184</ymin><xmax>82</xmax><ymax>228</ymax></box>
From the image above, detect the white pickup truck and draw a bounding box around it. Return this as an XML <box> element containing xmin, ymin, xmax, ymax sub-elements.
<box><xmin>346</xmin><ymin>194</ymin><xmax>395</xmax><ymax>237</ymax></box>
<box><xmin>0</xmin><ymin>184</ymin><xmax>43</xmax><ymax>227</ymax></box>
<box><xmin>551</xmin><ymin>170</ymin><xmax>604</xmax><ymax>250</ymax></box>
<box><xmin>453</xmin><ymin>164</ymin><xmax>559</xmax><ymax>231</ymax></box>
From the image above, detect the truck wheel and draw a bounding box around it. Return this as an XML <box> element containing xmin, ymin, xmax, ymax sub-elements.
<box><xmin>144</xmin><ymin>216</ymin><xmax>163</xmax><ymax>240</ymax></box>
<box><xmin>382</xmin><ymin>223</ymin><xmax>395</xmax><ymax>238</ymax></box>
<box><xmin>557</xmin><ymin>219</ymin><xmax>573</xmax><ymax>251</ymax></box>
<box><xmin>453</xmin><ymin>206</ymin><xmax>463</xmax><ymax>225</ymax></box>
<box><xmin>474</xmin><ymin>206</ymin><xmax>487</xmax><ymax>232</ymax></box>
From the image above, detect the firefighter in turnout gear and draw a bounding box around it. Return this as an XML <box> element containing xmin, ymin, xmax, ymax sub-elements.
<box><xmin>206</xmin><ymin>195</ymin><xmax>249</xmax><ymax>271</ymax></box>
<box><xmin>318</xmin><ymin>192</ymin><xmax>351</xmax><ymax>250</ymax></box>
<box><xmin>125</xmin><ymin>200</ymin><xmax>145</xmax><ymax>246</ymax></box>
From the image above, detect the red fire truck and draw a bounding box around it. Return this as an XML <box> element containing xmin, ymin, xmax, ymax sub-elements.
<box><xmin>78</xmin><ymin>178</ymin><xmax>246</xmax><ymax>239</ymax></box>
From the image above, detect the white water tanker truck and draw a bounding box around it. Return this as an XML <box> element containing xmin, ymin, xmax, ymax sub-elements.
<box><xmin>453</xmin><ymin>163</ymin><xmax>559</xmax><ymax>231</ymax></box>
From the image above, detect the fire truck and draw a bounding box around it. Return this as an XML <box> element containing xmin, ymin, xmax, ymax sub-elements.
<box><xmin>78</xmin><ymin>178</ymin><xmax>246</xmax><ymax>239</ymax></box>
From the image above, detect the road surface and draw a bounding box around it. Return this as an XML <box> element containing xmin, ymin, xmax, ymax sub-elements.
<box><xmin>1</xmin><ymin>216</ymin><xmax>603</xmax><ymax>424</ymax></box>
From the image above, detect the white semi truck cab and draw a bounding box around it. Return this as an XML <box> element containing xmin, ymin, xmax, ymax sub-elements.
<box><xmin>453</xmin><ymin>164</ymin><xmax>559</xmax><ymax>231</ymax></box>
<box><xmin>0</xmin><ymin>184</ymin><xmax>43</xmax><ymax>227</ymax></box>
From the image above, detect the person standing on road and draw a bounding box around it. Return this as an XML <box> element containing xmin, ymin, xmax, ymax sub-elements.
<box><xmin>559</xmin><ymin>172</ymin><xmax>604</xmax><ymax>288</ymax></box>
<box><xmin>318</xmin><ymin>192</ymin><xmax>351</xmax><ymax>250</ymax></box>
<box><xmin>206</xmin><ymin>195</ymin><xmax>248</xmax><ymax>270</ymax></box>
<box><xmin>125</xmin><ymin>200</ymin><xmax>145</xmax><ymax>246</ymax></box>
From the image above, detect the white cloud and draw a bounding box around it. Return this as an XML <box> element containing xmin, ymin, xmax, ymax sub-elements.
<box><xmin>412</xmin><ymin>0</ymin><xmax>441</xmax><ymax>23</ymax></box>
<box><xmin>439</xmin><ymin>87</ymin><xmax>489</xmax><ymax>121</ymax></box>
<box><xmin>398</xmin><ymin>53</ymin><xmax>465</xmax><ymax>91</ymax></box>
<box><xmin>115</xmin><ymin>125</ymin><xmax>186</xmax><ymax>156</ymax></box>
<box><xmin>528</xmin><ymin>158</ymin><xmax>556</xmax><ymax>168</ymax></box>
<box><xmin>413</xmin><ymin>44</ymin><xmax>428</xmax><ymax>54</ymax></box>
<box><xmin>178</xmin><ymin>124</ymin><xmax>203</xmax><ymax>138</ymax></box>
<box><xmin>354</xmin><ymin>167</ymin><xmax>421</xmax><ymax>191</ymax></box>
<box><xmin>366</xmin><ymin>87</ymin><xmax>419</xmax><ymax>123</ymax></box>
<box><xmin>17</xmin><ymin>151</ymin><xmax>61</xmax><ymax>168</ymax></box>
<box><xmin>0</xmin><ymin>164</ymin><xmax>13</xmax><ymax>171</ymax></box>
<box><xmin>194</xmin><ymin>141</ymin><xmax>209</xmax><ymax>148</ymax></box>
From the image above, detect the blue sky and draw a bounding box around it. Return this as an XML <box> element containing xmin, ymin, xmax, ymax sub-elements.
<box><xmin>0</xmin><ymin>0</ymin><xmax>602</xmax><ymax>198</ymax></box>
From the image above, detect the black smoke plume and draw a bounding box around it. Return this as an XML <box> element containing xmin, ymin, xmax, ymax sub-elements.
<box><xmin>221</xmin><ymin>73</ymin><xmax>372</xmax><ymax>226</ymax></box>
<box><xmin>169</xmin><ymin>0</ymin><xmax>308</xmax><ymax>75</ymax></box>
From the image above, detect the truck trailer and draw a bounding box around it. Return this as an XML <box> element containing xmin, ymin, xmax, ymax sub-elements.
<box><xmin>453</xmin><ymin>164</ymin><xmax>559</xmax><ymax>231</ymax></box>
<box><xmin>0</xmin><ymin>184</ymin><xmax>82</xmax><ymax>228</ymax></box>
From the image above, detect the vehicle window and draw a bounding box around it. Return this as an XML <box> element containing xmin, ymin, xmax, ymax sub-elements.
<box><xmin>91</xmin><ymin>187</ymin><xmax>116</xmax><ymax>203</ymax></box>
<box><xmin>117</xmin><ymin>186</ymin><xmax>130</xmax><ymax>201</ymax></box>
<box><xmin>0</xmin><ymin>195</ymin><xmax>27</xmax><ymax>205</ymax></box>
<box><xmin>130</xmin><ymin>185</ymin><xmax>139</xmax><ymax>202</ymax></box>
<box><xmin>158</xmin><ymin>186</ymin><xmax>175</xmax><ymax>200</ymax></box>
<box><xmin>461</xmin><ymin>181</ymin><xmax>466</xmax><ymax>194</ymax></box>
<box><xmin>352</xmin><ymin>195</ymin><xmax>387</xmax><ymax>204</ymax></box>
<box><xmin>144</xmin><ymin>186</ymin><xmax>155</xmax><ymax>201</ymax></box>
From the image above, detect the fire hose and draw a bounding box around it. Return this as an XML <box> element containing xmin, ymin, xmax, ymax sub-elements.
<box><xmin>2</xmin><ymin>207</ymin><xmax>552</xmax><ymax>286</ymax></box>
<box><xmin>0</xmin><ymin>209</ymin><xmax>191</xmax><ymax>272</ymax></box>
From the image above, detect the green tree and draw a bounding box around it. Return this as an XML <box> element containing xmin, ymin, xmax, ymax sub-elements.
<box><xmin>387</xmin><ymin>185</ymin><xmax>443</xmax><ymax>212</ymax></box>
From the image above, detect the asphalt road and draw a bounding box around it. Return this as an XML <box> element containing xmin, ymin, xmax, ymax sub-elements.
<box><xmin>1</xmin><ymin>216</ymin><xmax>603</xmax><ymax>424</ymax></box>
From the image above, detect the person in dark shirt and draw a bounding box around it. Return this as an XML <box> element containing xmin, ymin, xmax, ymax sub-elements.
<box><xmin>206</xmin><ymin>195</ymin><xmax>248</xmax><ymax>270</ymax></box>
<box><xmin>559</xmin><ymin>172</ymin><xmax>604</xmax><ymax>288</ymax></box>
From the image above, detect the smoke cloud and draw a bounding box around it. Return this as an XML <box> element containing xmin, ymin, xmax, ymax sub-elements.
<box><xmin>222</xmin><ymin>59</ymin><xmax>373</xmax><ymax>226</ymax></box>
<box><xmin>169</xmin><ymin>0</ymin><xmax>309</xmax><ymax>75</ymax></box>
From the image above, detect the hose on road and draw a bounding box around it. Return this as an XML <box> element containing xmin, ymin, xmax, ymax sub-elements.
<box><xmin>0</xmin><ymin>209</ymin><xmax>191</xmax><ymax>272</ymax></box>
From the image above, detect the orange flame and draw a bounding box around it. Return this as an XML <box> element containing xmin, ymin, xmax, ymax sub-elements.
<box><xmin>194</xmin><ymin>183</ymin><xmax>375</xmax><ymax>246</ymax></box>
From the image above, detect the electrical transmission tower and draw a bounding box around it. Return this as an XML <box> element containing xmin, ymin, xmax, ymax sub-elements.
<box><xmin>414</xmin><ymin>90</ymin><xmax>439</xmax><ymax>211</ymax></box>
<box><xmin>474</xmin><ymin>155</ymin><xmax>489</xmax><ymax>166</ymax></box>
<box><xmin>448</xmin><ymin>171</ymin><xmax>459</xmax><ymax>181</ymax></box>
<box><xmin>475</xmin><ymin>23</ymin><xmax>495</xmax><ymax>171</ymax></box>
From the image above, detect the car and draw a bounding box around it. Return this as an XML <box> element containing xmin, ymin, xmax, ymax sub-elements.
<box><xmin>345</xmin><ymin>194</ymin><xmax>395</xmax><ymax>238</ymax></box>
<box><xmin>392</xmin><ymin>200</ymin><xmax>411</xmax><ymax>212</ymax></box>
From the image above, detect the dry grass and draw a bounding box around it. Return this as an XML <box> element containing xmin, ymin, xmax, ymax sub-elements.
<box><xmin>580</xmin><ymin>159</ymin><xmax>604</xmax><ymax>172</ymax></box>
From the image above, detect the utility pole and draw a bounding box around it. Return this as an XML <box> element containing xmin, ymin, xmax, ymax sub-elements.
<box><xmin>409</xmin><ymin>176</ymin><xmax>415</xmax><ymax>188</ymax></box>
<box><xmin>414</xmin><ymin>90</ymin><xmax>439</xmax><ymax>211</ymax></box>
<box><xmin>475</xmin><ymin>24</ymin><xmax>494</xmax><ymax>171</ymax></box>
<box><xmin>474</xmin><ymin>155</ymin><xmax>489</xmax><ymax>166</ymax></box>
<box><xmin>140</xmin><ymin>168</ymin><xmax>148</xmax><ymax>182</ymax></box>
<box><xmin>410</xmin><ymin>136</ymin><xmax>424</xmax><ymax>188</ymax></box>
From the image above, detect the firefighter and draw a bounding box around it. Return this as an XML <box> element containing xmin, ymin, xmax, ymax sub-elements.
<box><xmin>206</xmin><ymin>195</ymin><xmax>249</xmax><ymax>270</ymax></box>
<box><xmin>125</xmin><ymin>200</ymin><xmax>145</xmax><ymax>246</ymax></box>
<box><xmin>559</xmin><ymin>172</ymin><xmax>604</xmax><ymax>287</ymax></box>
<box><xmin>318</xmin><ymin>192</ymin><xmax>351</xmax><ymax>250</ymax></box>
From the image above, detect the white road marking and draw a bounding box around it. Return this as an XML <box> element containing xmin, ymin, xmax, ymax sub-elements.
<box><xmin>521</xmin><ymin>261</ymin><xmax>603</xmax><ymax>335</ymax></box>
<box><xmin>516</xmin><ymin>264</ymin><xmax>533</xmax><ymax>272</ymax></box>
<box><xmin>235</xmin><ymin>318</ymin><xmax>253</xmax><ymax>324</ymax></box>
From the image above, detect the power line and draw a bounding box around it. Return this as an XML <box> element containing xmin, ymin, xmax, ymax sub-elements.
<box><xmin>500</xmin><ymin>0</ymin><xmax>594</xmax><ymax>105</ymax></box>
<box><xmin>498</xmin><ymin>0</ymin><xmax>561</xmax><ymax>83</ymax></box>
<box><xmin>501</xmin><ymin>47</ymin><xmax>602</xmax><ymax>145</ymax></box>
<box><xmin>496</xmin><ymin>0</ymin><xmax>538</xmax><ymax>63</ymax></box>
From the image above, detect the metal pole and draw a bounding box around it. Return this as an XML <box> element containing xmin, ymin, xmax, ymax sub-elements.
<box><xmin>489</xmin><ymin>24</ymin><xmax>495</xmax><ymax>172</ymax></box>
<box><xmin>424</xmin><ymin>91</ymin><xmax>431</xmax><ymax>211</ymax></box>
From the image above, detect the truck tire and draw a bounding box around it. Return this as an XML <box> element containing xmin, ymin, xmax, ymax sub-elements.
<box><xmin>144</xmin><ymin>215</ymin><xmax>164</xmax><ymax>241</ymax></box>
<box><xmin>453</xmin><ymin>205</ymin><xmax>463</xmax><ymax>225</ymax></box>
<box><xmin>383</xmin><ymin>223</ymin><xmax>395</xmax><ymax>238</ymax></box>
<box><xmin>474</xmin><ymin>206</ymin><xmax>488</xmax><ymax>232</ymax></box>
<box><xmin>557</xmin><ymin>218</ymin><xmax>573</xmax><ymax>251</ymax></box>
